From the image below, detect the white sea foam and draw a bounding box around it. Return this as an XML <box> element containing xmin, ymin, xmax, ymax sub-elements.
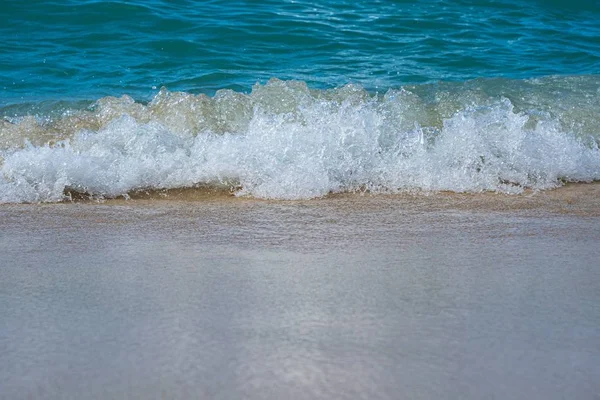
<box><xmin>1</xmin><ymin>80</ymin><xmax>599</xmax><ymax>202</ymax></box>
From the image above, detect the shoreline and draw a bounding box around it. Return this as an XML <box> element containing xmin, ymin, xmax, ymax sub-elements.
<box><xmin>4</xmin><ymin>181</ymin><xmax>599</xmax><ymax>217</ymax></box>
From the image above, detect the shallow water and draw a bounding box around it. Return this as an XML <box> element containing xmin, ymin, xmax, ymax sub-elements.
<box><xmin>1</xmin><ymin>193</ymin><xmax>599</xmax><ymax>399</ymax></box>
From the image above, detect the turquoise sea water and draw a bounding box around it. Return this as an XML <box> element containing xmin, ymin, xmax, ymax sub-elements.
<box><xmin>2</xmin><ymin>0</ymin><xmax>600</xmax><ymax>100</ymax></box>
<box><xmin>1</xmin><ymin>0</ymin><xmax>600</xmax><ymax>201</ymax></box>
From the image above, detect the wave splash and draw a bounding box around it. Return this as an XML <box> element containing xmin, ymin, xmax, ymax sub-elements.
<box><xmin>1</xmin><ymin>78</ymin><xmax>600</xmax><ymax>202</ymax></box>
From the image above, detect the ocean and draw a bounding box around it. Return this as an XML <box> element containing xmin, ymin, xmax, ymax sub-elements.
<box><xmin>1</xmin><ymin>0</ymin><xmax>600</xmax><ymax>201</ymax></box>
<box><xmin>1</xmin><ymin>1</ymin><xmax>600</xmax><ymax>399</ymax></box>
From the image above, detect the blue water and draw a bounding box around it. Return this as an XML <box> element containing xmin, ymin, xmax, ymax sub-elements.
<box><xmin>1</xmin><ymin>0</ymin><xmax>600</xmax><ymax>201</ymax></box>
<box><xmin>2</xmin><ymin>0</ymin><xmax>600</xmax><ymax>102</ymax></box>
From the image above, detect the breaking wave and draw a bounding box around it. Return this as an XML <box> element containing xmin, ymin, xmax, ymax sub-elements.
<box><xmin>1</xmin><ymin>77</ymin><xmax>599</xmax><ymax>202</ymax></box>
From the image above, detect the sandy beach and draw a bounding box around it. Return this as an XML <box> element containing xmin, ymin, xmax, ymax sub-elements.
<box><xmin>1</xmin><ymin>184</ymin><xmax>599</xmax><ymax>399</ymax></box>
<box><xmin>4</xmin><ymin>0</ymin><xmax>600</xmax><ymax>397</ymax></box>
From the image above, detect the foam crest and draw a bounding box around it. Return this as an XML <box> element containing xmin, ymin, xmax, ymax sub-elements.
<box><xmin>1</xmin><ymin>79</ymin><xmax>599</xmax><ymax>202</ymax></box>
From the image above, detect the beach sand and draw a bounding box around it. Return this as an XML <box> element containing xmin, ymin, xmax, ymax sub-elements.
<box><xmin>1</xmin><ymin>183</ymin><xmax>599</xmax><ymax>399</ymax></box>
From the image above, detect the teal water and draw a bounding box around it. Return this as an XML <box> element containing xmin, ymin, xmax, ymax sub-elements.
<box><xmin>1</xmin><ymin>0</ymin><xmax>600</xmax><ymax>201</ymax></box>
<box><xmin>2</xmin><ymin>0</ymin><xmax>600</xmax><ymax>101</ymax></box>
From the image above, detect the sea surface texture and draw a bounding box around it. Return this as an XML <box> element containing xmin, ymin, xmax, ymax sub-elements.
<box><xmin>1</xmin><ymin>0</ymin><xmax>600</xmax><ymax>201</ymax></box>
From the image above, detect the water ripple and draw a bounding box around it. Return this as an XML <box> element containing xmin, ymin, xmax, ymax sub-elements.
<box><xmin>1</xmin><ymin>0</ymin><xmax>599</xmax><ymax>102</ymax></box>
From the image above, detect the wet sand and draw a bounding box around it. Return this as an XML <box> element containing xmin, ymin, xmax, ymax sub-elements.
<box><xmin>82</xmin><ymin>181</ymin><xmax>600</xmax><ymax>215</ymax></box>
<box><xmin>1</xmin><ymin>184</ymin><xmax>599</xmax><ymax>399</ymax></box>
